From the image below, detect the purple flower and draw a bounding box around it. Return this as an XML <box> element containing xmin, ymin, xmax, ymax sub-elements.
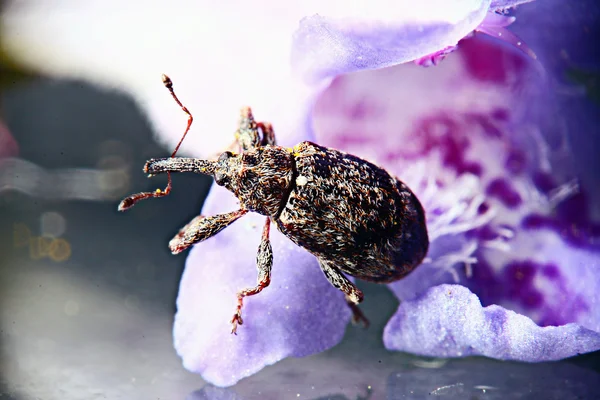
<box><xmin>173</xmin><ymin>0</ymin><xmax>600</xmax><ymax>386</ymax></box>
<box><xmin>179</xmin><ymin>0</ymin><xmax>600</xmax><ymax>386</ymax></box>
<box><xmin>4</xmin><ymin>0</ymin><xmax>598</xmax><ymax>388</ymax></box>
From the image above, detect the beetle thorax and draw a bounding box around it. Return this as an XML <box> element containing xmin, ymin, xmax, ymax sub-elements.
<box><xmin>213</xmin><ymin>146</ymin><xmax>294</xmax><ymax>217</ymax></box>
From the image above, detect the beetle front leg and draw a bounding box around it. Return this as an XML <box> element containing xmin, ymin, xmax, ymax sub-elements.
<box><xmin>257</xmin><ymin>121</ymin><xmax>276</xmax><ymax>146</ymax></box>
<box><xmin>234</xmin><ymin>107</ymin><xmax>277</xmax><ymax>151</ymax></box>
<box><xmin>231</xmin><ymin>217</ymin><xmax>273</xmax><ymax>334</ymax></box>
<box><xmin>169</xmin><ymin>209</ymin><xmax>248</xmax><ymax>254</ymax></box>
<box><xmin>317</xmin><ymin>258</ymin><xmax>370</xmax><ymax>328</ymax></box>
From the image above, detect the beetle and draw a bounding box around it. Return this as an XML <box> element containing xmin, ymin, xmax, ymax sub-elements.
<box><xmin>119</xmin><ymin>75</ymin><xmax>429</xmax><ymax>334</ymax></box>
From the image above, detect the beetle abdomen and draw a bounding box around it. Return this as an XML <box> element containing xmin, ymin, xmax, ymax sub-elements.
<box><xmin>276</xmin><ymin>141</ymin><xmax>428</xmax><ymax>282</ymax></box>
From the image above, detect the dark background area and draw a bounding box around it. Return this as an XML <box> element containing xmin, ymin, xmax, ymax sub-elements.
<box><xmin>0</xmin><ymin>78</ymin><xmax>213</xmax><ymax>399</ymax></box>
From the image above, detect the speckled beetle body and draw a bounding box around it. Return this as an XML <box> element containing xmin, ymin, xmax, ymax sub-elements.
<box><xmin>277</xmin><ymin>141</ymin><xmax>428</xmax><ymax>285</ymax></box>
<box><xmin>119</xmin><ymin>75</ymin><xmax>429</xmax><ymax>333</ymax></box>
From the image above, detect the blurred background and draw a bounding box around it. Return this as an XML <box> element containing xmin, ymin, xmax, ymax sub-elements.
<box><xmin>1</xmin><ymin>1</ymin><xmax>599</xmax><ymax>400</ymax></box>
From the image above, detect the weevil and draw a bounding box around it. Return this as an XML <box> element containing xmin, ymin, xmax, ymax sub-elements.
<box><xmin>119</xmin><ymin>75</ymin><xmax>429</xmax><ymax>334</ymax></box>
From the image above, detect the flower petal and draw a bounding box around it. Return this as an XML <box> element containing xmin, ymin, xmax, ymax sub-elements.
<box><xmin>383</xmin><ymin>284</ymin><xmax>600</xmax><ymax>361</ymax></box>
<box><xmin>173</xmin><ymin>185</ymin><xmax>350</xmax><ymax>387</ymax></box>
<box><xmin>292</xmin><ymin>0</ymin><xmax>491</xmax><ymax>83</ymax></box>
<box><xmin>471</xmin><ymin>227</ymin><xmax>600</xmax><ymax>331</ymax></box>
<box><xmin>475</xmin><ymin>11</ymin><xmax>537</xmax><ymax>60</ymax></box>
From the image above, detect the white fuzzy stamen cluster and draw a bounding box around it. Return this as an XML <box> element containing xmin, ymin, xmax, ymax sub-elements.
<box><xmin>398</xmin><ymin>151</ymin><xmax>496</xmax><ymax>282</ymax></box>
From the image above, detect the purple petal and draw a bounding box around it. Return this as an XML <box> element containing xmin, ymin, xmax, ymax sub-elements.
<box><xmin>383</xmin><ymin>284</ymin><xmax>600</xmax><ymax>361</ymax></box>
<box><xmin>509</xmin><ymin>0</ymin><xmax>600</xmax><ymax>204</ymax></box>
<box><xmin>460</xmin><ymin>0</ymin><xmax>600</xmax><ymax>335</ymax></box>
<box><xmin>471</xmin><ymin>227</ymin><xmax>600</xmax><ymax>331</ymax></box>
<box><xmin>166</xmin><ymin>0</ymin><xmax>545</xmax><ymax>386</ymax></box>
<box><xmin>475</xmin><ymin>11</ymin><xmax>537</xmax><ymax>60</ymax></box>
<box><xmin>173</xmin><ymin>186</ymin><xmax>350</xmax><ymax>387</ymax></box>
<box><xmin>292</xmin><ymin>0</ymin><xmax>491</xmax><ymax>83</ymax></box>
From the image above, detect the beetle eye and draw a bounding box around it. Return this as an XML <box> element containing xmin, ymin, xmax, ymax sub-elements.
<box><xmin>218</xmin><ymin>151</ymin><xmax>233</xmax><ymax>162</ymax></box>
<box><xmin>242</xmin><ymin>152</ymin><xmax>258</xmax><ymax>167</ymax></box>
<box><xmin>214</xmin><ymin>170</ymin><xmax>229</xmax><ymax>186</ymax></box>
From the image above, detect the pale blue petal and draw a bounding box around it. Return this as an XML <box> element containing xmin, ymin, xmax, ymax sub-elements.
<box><xmin>173</xmin><ymin>186</ymin><xmax>350</xmax><ymax>387</ymax></box>
<box><xmin>384</xmin><ymin>284</ymin><xmax>600</xmax><ymax>360</ymax></box>
<box><xmin>292</xmin><ymin>0</ymin><xmax>492</xmax><ymax>83</ymax></box>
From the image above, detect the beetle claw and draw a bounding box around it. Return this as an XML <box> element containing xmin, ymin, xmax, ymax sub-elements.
<box><xmin>230</xmin><ymin>312</ymin><xmax>243</xmax><ymax>335</ymax></box>
<box><xmin>348</xmin><ymin>302</ymin><xmax>370</xmax><ymax>329</ymax></box>
<box><xmin>352</xmin><ymin>313</ymin><xmax>370</xmax><ymax>329</ymax></box>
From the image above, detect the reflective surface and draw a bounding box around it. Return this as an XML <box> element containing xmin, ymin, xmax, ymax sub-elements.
<box><xmin>1</xmin><ymin>80</ymin><xmax>598</xmax><ymax>400</ymax></box>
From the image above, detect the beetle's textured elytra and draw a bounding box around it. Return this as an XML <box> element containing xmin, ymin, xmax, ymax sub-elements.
<box><xmin>277</xmin><ymin>141</ymin><xmax>428</xmax><ymax>284</ymax></box>
<box><xmin>119</xmin><ymin>76</ymin><xmax>429</xmax><ymax>334</ymax></box>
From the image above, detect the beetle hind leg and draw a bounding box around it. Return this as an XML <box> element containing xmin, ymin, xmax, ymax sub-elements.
<box><xmin>317</xmin><ymin>258</ymin><xmax>369</xmax><ymax>328</ymax></box>
<box><xmin>344</xmin><ymin>296</ymin><xmax>370</xmax><ymax>328</ymax></box>
<box><xmin>231</xmin><ymin>217</ymin><xmax>273</xmax><ymax>334</ymax></box>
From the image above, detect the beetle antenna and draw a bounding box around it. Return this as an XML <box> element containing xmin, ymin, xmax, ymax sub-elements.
<box><xmin>118</xmin><ymin>74</ymin><xmax>194</xmax><ymax>211</ymax></box>
<box><xmin>162</xmin><ymin>74</ymin><xmax>193</xmax><ymax>157</ymax></box>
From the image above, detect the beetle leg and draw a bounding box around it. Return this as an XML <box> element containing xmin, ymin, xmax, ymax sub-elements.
<box><xmin>318</xmin><ymin>258</ymin><xmax>364</xmax><ymax>303</ymax></box>
<box><xmin>235</xmin><ymin>106</ymin><xmax>261</xmax><ymax>151</ymax></box>
<box><xmin>169</xmin><ymin>209</ymin><xmax>248</xmax><ymax>254</ymax></box>
<box><xmin>232</xmin><ymin>107</ymin><xmax>276</xmax><ymax>152</ymax></box>
<box><xmin>318</xmin><ymin>258</ymin><xmax>370</xmax><ymax>328</ymax></box>
<box><xmin>344</xmin><ymin>296</ymin><xmax>370</xmax><ymax>328</ymax></box>
<box><xmin>231</xmin><ymin>217</ymin><xmax>273</xmax><ymax>334</ymax></box>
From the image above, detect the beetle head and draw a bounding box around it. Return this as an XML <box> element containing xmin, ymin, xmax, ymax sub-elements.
<box><xmin>213</xmin><ymin>146</ymin><xmax>294</xmax><ymax>216</ymax></box>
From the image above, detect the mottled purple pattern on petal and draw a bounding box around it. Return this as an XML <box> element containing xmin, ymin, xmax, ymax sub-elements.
<box><xmin>505</xmin><ymin>147</ymin><xmax>528</xmax><ymax>174</ymax></box>
<box><xmin>470</xmin><ymin>228</ymin><xmax>600</xmax><ymax>331</ymax></box>
<box><xmin>522</xmin><ymin>213</ymin><xmax>600</xmax><ymax>249</ymax></box>
<box><xmin>486</xmin><ymin>178</ymin><xmax>522</xmax><ymax>208</ymax></box>
<box><xmin>173</xmin><ymin>186</ymin><xmax>350</xmax><ymax>387</ymax></box>
<box><xmin>383</xmin><ymin>284</ymin><xmax>600</xmax><ymax>360</ymax></box>
<box><xmin>292</xmin><ymin>0</ymin><xmax>491</xmax><ymax>83</ymax></box>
